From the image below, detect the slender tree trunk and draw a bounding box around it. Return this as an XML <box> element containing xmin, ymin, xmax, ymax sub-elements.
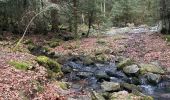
<box><xmin>51</xmin><ymin>0</ymin><xmax>59</xmax><ymax>32</ymax></box>
<box><xmin>103</xmin><ymin>0</ymin><xmax>106</xmax><ymax>17</ymax></box>
<box><xmin>86</xmin><ymin>12</ymin><xmax>93</xmax><ymax>37</ymax></box>
<box><xmin>73</xmin><ymin>0</ymin><xmax>78</xmax><ymax>38</ymax></box>
<box><xmin>81</xmin><ymin>13</ymin><xmax>85</xmax><ymax>24</ymax></box>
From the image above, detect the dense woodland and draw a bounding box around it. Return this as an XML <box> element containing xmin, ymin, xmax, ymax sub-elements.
<box><xmin>0</xmin><ymin>0</ymin><xmax>166</xmax><ymax>36</ymax></box>
<box><xmin>1</xmin><ymin>0</ymin><xmax>170</xmax><ymax>100</ymax></box>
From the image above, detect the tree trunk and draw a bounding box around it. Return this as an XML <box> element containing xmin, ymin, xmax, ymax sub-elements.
<box><xmin>86</xmin><ymin>12</ymin><xmax>93</xmax><ymax>37</ymax></box>
<box><xmin>73</xmin><ymin>0</ymin><xmax>78</xmax><ymax>38</ymax></box>
<box><xmin>51</xmin><ymin>0</ymin><xmax>59</xmax><ymax>32</ymax></box>
<box><xmin>160</xmin><ymin>0</ymin><xmax>170</xmax><ymax>34</ymax></box>
<box><xmin>103</xmin><ymin>0</ymin><xmax>106</xmax><ymax>17</ymax></box>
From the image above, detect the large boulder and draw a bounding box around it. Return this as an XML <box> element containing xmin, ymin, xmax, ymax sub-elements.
<box><xmin>101</xmin><ymin>81</ymin><xmax>120</xmax><ymax>92</ymax></box>
<box><xmin>145</xmin><ymin>73</ymin><xmax>161</xmax><ymax>85</ymax></box>
<box><xmin>139</xmin><ymin>63</ymin><xmax>165</xmax><ymax>74</ymax></box>
<box><xmin>123</xmin><ymin>64</ymin><xmax>139</xmax><ymax>75</ymax></box>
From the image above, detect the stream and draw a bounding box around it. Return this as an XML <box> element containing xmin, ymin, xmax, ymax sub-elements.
<box><xmin>28</xmin><ymin>37</ymin><xmax>170</xmax><ymax>100</ymax></box>
<box><xmin>61</xmin><ymin>56</ymin><xmax>170</xmax><ymax>100</ymax></box>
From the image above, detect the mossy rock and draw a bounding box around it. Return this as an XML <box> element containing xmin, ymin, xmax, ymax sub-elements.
<box><xmin>46</xmin><ymin>70</ymin><xmax>63</xmax><ymax>79</ymax></box>
<box><xmin>48</xmin><ymin>41</ymin><xmax>60</xmax><ymax>48</ymax></box>
<box><xmin>95</xmin><ymin>54</ymin><xmax>110</xmax><ymax>63</ymax></box>
<box><xmin>110</xmin><ymin>91</ymin><xmax>143</xmax><ymax>100</ymax></box>
<box><xmin>82</xmin><ymin>56</ymin><xmax>94</xmax><ymax>65</ymax></box>
<box><xmin>117</xmin><ymin>58</ymin><xmax>133</xmax><ymax>69</ymax></box>
<box><xmin>36</xmin><ymin>56</ymin><xmax>61</xmax><ymax>73</ymax></box>
<box><xmin>9</xmin><ymin>61</ymin><xmax>32</xmax><ymax>70</ymax></box>
<box><xmin>142</xmin><ymin>96</ymin><xmax>154</xmax><ymax>100</ymax></box>
<box><xmin>120</xmin><ymin>83</ymin><xmax>141</xmax><ymax>92</ymax></box>
<box><xmin>91</xmin><ymin>91</ymin><xmax>105</xmax><ymax>100</ymax></box>
<box><xmin>139</xmin><ymin>63</ymin><xmax>165</xmax><ymax>75</ymax></box>
<box><xmin>58</xmin><ymin>82</ymin><xmax>70</xmax><ymax>90</ymax></box>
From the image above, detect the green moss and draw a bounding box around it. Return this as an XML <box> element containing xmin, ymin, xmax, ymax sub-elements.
<box><xmin>142</xmin><ymin>96</ymin><xmax>154</xmax><ymax>100</ymax></box>
<box><xmin>121</xmin><ymin>83</ymin><xmax>141</xmax><ymax>92</ymax></box>
<box><xmin>58</xmin><ymin>82</ymin><xmax>69</xmax><ymax>90</ymax></box>
<box><xmin>36</xmin><ymin>56</ymin><xmax>49</xmax><ymax>64</ymax></box>
<box><xmin>36</xmin><ymin>56</ymin><xmax>61</xmax><ymax>73</ymax></box>
<box><xmin>95</xmin><ymin>54</ymin><xmax>109</xmax><ymax>63</ymax></box>
<box><xmin>117</xmin><ymin>58</ymin><xmax>133</xmax><ymax>69</ymax></box>
<box><xmin>49</xmin><ymin>41</ymin><xmax>60</xmax><ymax>48</ymax></box>
<box><xmin>139</xmin><ymin>64</ymin><xmax>165</xmax><ymax>75</ymax></box>
<box><xmin>46</xmin><ymin>70</ymin><xmax>63</xmax><ymax>79</ymax></box>
<box><xmin>9</xmin><ymin>61</ymin><xmax>32</xmax><ymax>70</ymax></box>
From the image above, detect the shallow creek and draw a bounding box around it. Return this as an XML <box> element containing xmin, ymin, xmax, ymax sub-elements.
<box><xmin>61</xmin><ymin>56</ymin><xmax>170</xmax><ymax>100</ymax></box>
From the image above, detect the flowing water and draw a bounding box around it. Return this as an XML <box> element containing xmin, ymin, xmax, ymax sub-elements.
<box><xmin>59</xmin><ymin>56</ymin><xmax>170</xmax><ymax>99</ymax></box>
<box><xmin>29</xmin><ymin>44</ymin><xmax>170</xmax><ymax>100</ymax></box>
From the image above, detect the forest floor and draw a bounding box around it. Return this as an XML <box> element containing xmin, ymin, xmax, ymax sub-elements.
<box><xmin>0</xmin><ymin>30</ymin><xmax>170</xmax><ymax>100</ymax></box>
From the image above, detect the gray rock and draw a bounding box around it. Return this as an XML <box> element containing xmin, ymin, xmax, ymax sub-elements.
<box><xmin>76</xmin><ymin>72</ymin><xmax>93</xmax><ymax>78</ymax></box>
<box><xmin>139</xmin><ymin>63</ymin><xmax>165</xmax><ymax>74</ymax></box>
<box><xmin>146</xmin><ymin>73</ymin><xmax>161</xmax><ymax>84</ymax></box>
<box><xmin>120</xmin><ymin>83</ymin><xmax>141</xmax><ymax>92</ymax></box>
<box><xmin>123</xmin><ymin>64</ymin><xmax>139</xmax><ymax>74</ymax></box>
<box><xmin>117</xmin><ymin>58</ymin><xmax>133</xmax><ymax>69</ymax></box>
<box><xmin>92</xmin><ymin>91</ymin><xmax>105</xmax><ymax>100</ymax></box>
<box><xmin>101</xmin><ymin>81</ymin><xmax>120</xmax><ymax>92</ymax></box>
<box><xmin>67</xmin><ymin>95</ymin><xmax>92</xmax><ymax>100</ymax></box>
<box><xmin>95</xmin><ymin>70</ymin><xmax>110</xmax><ymax>80</ymax></box>
<box><xmin>62</xmin><ymin>65</ymin><xmax>72</xmax><ymax>73</ymax></box>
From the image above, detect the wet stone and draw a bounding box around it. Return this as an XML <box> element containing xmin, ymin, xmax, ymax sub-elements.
<box><xmin>62</xmin><ymin>65</ymin><xmax>72</xmax><ymax>73</ymax></box>
<box><xmin>95</xmin><ymin>70</ymin><xmax>110</xmax><ymax>81</ymax></box>
<box><xmin>101</xmin><ymin>81</ymin><xmax>121</xmax><ymax>92</ymax></box>
<box><xmin>145</xmin><ymin>73</ymin><xmax>161</xmax><ymax>85</ymax></box>
<box><xmin>76</xmin><ymin>72</ymin><xmax>93</xmax><ymax>78</ymax></box>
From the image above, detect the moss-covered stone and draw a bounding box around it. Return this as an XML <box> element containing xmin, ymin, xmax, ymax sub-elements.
<box><xmin>95</xmin><ymin>54</ymin><xmax>109</xmax><ymax>63</ymax></box>
<box><xmin>91</xmin><ymin>91</ymin><xmax>105</xmax><ymax>100</ymax></box>
<box><xmin>49</xmin><ymin>41</ymin><xmax>60</xmax><ymax>48</ymax></box>
<box><xmin>142</xmin><ymin>96</ymin><xmax>154</xmax><ymax>100</ymax></box>
<box><xmin>139</xmin><ymin>63</ymin><xmax>165</xmax><ymax>74</ymax></box>
<box><xmin>9</xmin><ymin>61</ymin><xmax>32</xmax><ymax>70</ymax></box>
<box><xmin>82</xmin><ymin>56</ymin><xmax>94</xmax><ymax>65</ymax></box>
<box><xmin>110</xmin><ymin>91</ymin><xmax>142</xmax><ymax>100</ymax></box>
<box><xmin>36</xmin><ymin>56</ymin><xmax>61</xmax><ymax>73</ymax></box>
<box><xmin>117</xmin><ymin>58</ymin><xmax>133</xmax><ymax>69</ymax></box>
<box><xmin>47</xmin><ymin>70</ymin><xmax>63</xmax><ymax>79</ymax></box>
<box><xmin>120</xmin><ymin>83</ymin><xmax>141</xmax><ymax>92</ymax></box>
<box><xmin>58</xmin><ymin>82</ymin><xmax>69</xmax><ymax>90</ymax></box>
